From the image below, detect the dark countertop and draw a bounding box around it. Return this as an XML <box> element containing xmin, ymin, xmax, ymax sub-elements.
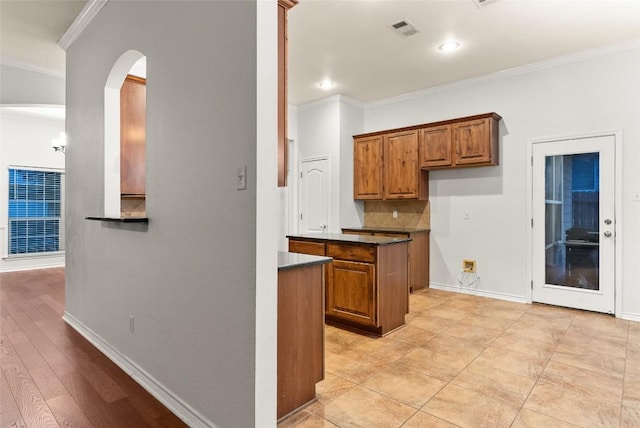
<box><xmin>278</xmin><ymin>251</ymin><xmax>332</xmax><ymax>271</ymax></box>
<box><xmin>287</xmin><ymin>233</ymin><xmax>411</xmax><ymax>246</ymax></box>
<box><xmin>341</xmin><ymin>226</ymin><xmax>430</xmax><ymax>233</ymax></box>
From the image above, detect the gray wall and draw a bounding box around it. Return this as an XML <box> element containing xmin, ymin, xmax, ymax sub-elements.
<box><xmin>65</xmin><ymin>2</ymin><xmax>261</xmax><ymax>426</ymax></box>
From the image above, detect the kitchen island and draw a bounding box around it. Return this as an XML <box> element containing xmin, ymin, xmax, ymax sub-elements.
<box><xmin>342</xmin><ymin>227</ymin><xmax>430</xmax><ymax>292</ymax></box>
<box><xmin>287</xmin><ymin>234</ymin><xmax>410</xmax><ymax>337</ymax></box>
<box><xmin>277</xmin><ymin>251</ymin><xmax>331</xmax><ymax>420</ymax></box>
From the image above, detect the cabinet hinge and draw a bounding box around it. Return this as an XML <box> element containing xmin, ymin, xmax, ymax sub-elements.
<box><xmin>531</xmin><ymin>218</ymin><xmax>533</xmax><ymax>227</ymax></box>
<box><xmin>531</xmin><ymin>280</ymin><xmax>533</xmax><ymax>290</ymax></box>
<box><xmin>300</xmin><ymin>213</ymin><xmax>303</xmax><ymax>220</ymax></box>
<box><xmin>300</xmin><ymin>172</ymin><xmax>303</xmax><ymax>179</ymax></box>
<box><xmin>531</xmin><ymin>156</ymin><xmax>534</xmax><ymax>166</ymax></box>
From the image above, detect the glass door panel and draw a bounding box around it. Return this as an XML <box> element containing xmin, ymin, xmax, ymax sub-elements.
<box><xmin>544</xmin><ymin>153</ymin><xmax>600</xmax><ymax>290</ymax></box>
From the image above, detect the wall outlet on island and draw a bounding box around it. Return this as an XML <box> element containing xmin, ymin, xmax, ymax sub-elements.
<box><xmin>392</xmin><ymin>209</ymin><xmax>398</xmax><ymax>218</ymax></box>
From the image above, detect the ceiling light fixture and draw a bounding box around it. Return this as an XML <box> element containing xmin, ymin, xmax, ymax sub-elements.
<box><xmin>318</xmin><ymin>79</ymin><xmax>336</xmax><ymax>90</ymax></box>
<box><xmin>51</xmin><ymin>132</ymin><xmax>67</xmax><ymax>154</ymax></box>
<box><xmin>438</xmin><ymin>41</ymin><xmax>461</xmax><ymax>52</ymax></box>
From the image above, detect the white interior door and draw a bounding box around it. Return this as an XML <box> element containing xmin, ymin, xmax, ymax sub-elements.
<box><xmin>532</xmin><ymin>135</ymin><xmax>615</xmax><ymax>313</ymax></box>
<box><xmin>299</xmin><ymin>157</ymin><xmax>330</xmax><ymax>234</ymax></box>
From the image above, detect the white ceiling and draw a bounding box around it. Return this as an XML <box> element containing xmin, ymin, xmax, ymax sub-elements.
<box><xmin>0</xmin><ymin>0</ymin><xmax>86</xmax><ymax>74</ymax></box>
<box><xmin>1</xmin><ymin>0</ymin><xmax>639</xmax><ymax>105</ymax></box>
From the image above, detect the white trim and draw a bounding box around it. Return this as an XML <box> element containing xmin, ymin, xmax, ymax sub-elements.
<box><xmin>526</xmin><ymin>130</ymin><xmax>623</xmax><ymax>316</ymax></box>
<box><xmin>366</xmin><ymin>39</ymin><xmax>640</xmax><ymax>109</ymax></box>
<box><xmin>8</xmin><ymin>164</ymin><xmax>65</xmax><ymax>173</ymax></box>
<box><xmin>0</xmin><ymin>57</ymin><xmax>65</xmax><ymax>78</ymax></box>
<box><xmin>429</xmin><ymin>282</ymin><xmax>529</xmax><ymax>305</ymax></box>
<box><xmin>58</xmin><ymin>0</ymin><xmax>109</xmax><ymax>50</ymax></box>
<box><xmin>620</xmin><ymin>312</ymin><xmax>640</xmax><ymax>323</ymax></box>
<box><xmin>0</xmin><ymin>260</ymin><xmax>64</xmax><ymax>273</ymax></box>
<box><xmin>62</xmin><ymin>312</ymin><xmax>217</xmax><ymax>428</ymax></box>
<box><xmin>298</xmin><ymin>94</ymin><xmax>365</xmax><ymax>112</ymax></box>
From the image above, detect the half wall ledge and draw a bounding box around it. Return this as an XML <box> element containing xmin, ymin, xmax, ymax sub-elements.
<box><xmin>85</xmin><ymin>216</ymin><xmax>149</xmax><ymax>223</ymax></box>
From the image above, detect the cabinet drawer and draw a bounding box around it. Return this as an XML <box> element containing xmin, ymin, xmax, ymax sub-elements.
<box><xmin>289</xmin><ymin>240</ymin><xmax>326</xmax><ymax>256</ymax></box>
<box><xmin>327</xmin><ymin>243</ymin><xmax>375</xmax><ymax>263</ymax></box>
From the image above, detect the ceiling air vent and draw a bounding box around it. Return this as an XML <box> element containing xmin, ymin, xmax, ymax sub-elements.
<box><xmin>472</xmin><ymin>0</ymin><xmax>497</xmax><ymax>7</ymax></box>
<box><xmin>389</xmin><ymin>19</ymin><xmax>419</xmax><ymax>37</ymax></box>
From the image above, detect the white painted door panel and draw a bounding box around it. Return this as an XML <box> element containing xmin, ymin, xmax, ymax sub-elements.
<box><xmin>299</xmin><ymin>157</ymin><xmax>330</xmax><ymax>234</ymax></box>
<box><xmin>532</xmin><ymin>135</ymin><xmax>615</xmax><ymax>313</ymax></box>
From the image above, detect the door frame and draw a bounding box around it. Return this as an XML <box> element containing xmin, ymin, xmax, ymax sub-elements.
<box><xmin>526</xmin><ymin>130</ymin><xmax>623</xmax><ymax>315</ymax></box>
<box><xmin>298</xmin><ymin>155</ymin><xmax>331</xmax><ymax>234</ymax></box>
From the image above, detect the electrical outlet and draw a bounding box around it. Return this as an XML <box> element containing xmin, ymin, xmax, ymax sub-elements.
<box><xmin>392</xmin><ymin>209</ymin><xmax>398</xmax><ymax>218</ymax></box>
<box><xmin>463</xmin><ymin>259</ymin><xmax>476</xmax><ymax>272</ymax></box>
<box><xmin>129</xmin><ymin>315</ymin><xmax>134</xmax><ymax>333</ymax></box>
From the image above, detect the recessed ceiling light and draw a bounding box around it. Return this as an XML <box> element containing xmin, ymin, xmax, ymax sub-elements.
<box><xmin>318</xmin><ymin>79</ymin><xmax>336</xmax><ymax>90</ymax></box>
<box><xmin>438</xmin><ymin>41</ymin><xmax>461</xmax><ymax>52</ymax></box>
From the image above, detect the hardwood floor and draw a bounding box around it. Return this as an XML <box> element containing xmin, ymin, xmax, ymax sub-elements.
<box><xmin>0</xmin><ymin>268</ymin><xmax>187</xmax><ymax>428</ymax></box>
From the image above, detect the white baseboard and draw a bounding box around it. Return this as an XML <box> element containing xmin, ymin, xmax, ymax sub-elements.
<box><xmin>620</xmin><ymin>312</ymin><xmax>640</xmax><ymax>323</ymax></box>
<box><xmin>0</xmin><ymin>260</ymin><xmax>65</xmax><ymax>273</ymax></box>
<box><xmin>429</xmin><ymin>282</ymin><xmax>529</xmax><ymax>305</ymax></box>
<box><xmin>62</xmin><ymin>312</ymin><xmax>216</xmax><ymax>428</ymax></box>
<box><xmin>430</xmin><ymin>283</ymin><xmax>640</xmax><ymax>322</ymax></box>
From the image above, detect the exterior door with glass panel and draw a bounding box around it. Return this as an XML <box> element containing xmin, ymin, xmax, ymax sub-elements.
<box><xmin>532</xmin><ymin>135</ymin><xmax>615</xmax><ymax>313</ymax></box>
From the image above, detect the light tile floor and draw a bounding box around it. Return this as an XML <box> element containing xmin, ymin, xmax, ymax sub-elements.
<box><xmin>277</xmin><ymin>288</ymin><xmax>640</xmax><ymax>428</ymax></box>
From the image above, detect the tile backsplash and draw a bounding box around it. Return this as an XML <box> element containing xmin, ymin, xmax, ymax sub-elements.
<box><xmin>364</xmin><ymin>200</ymin><xmax>430</xmax><ymax>229</ymax></box>
<box><xmin>121</xmin><ymin>197</ymin><xmax>146</xmax><ymax>218</ymax></box>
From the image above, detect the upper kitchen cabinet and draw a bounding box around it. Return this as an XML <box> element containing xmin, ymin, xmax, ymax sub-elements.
<box><xmin>384</xmin><ymin>130</ymin><xmax>427</xmax><ymax>200</ymax></box>
<box><xmin>451</xmin><ymin>114</ymin><xmax>500</xmax><ymax>167</ymax></box>
<box><xmin>420</xmin><ymin>113</ymin><xmax>502</xmax><ymax>169</ymax></box>
<box><xmin>120</xmin><ymin>75</ymin><xmax>146</xmax><ymax>196</ymax></box>
<box><xmin>419</xmin><ymin>125</ymin><xmax>452</xmax><ymax>169</ymax></box>
<box><xmin>354</xmin><ymin>131</ymin><xmax>428</xmax><ymax>201</ymax></box>
<box><xmin>278</xmin><ymin>0</ymin><xmax>297</xmax><ymax>187</ymax></box>
<box><xmin>353</xmin><ymin>135</ymin><xmax>383</xmax><ymax>199</ymax></box>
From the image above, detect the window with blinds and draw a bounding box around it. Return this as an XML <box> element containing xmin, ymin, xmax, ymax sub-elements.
<box><xmin>8</xmin><ymin>168</ymin><xmax>65</xmax><ymax>255</ymax></box>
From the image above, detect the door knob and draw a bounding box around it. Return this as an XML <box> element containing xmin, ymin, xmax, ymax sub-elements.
<box><xmin>604</xmin><ymin>231</ymin><xmax>612</xmax><ymax>237</ymax></box>
<box><xmin>604</xmin><ymin>219</ymin><xmax>612</xmax><ymax>225</ymax></box>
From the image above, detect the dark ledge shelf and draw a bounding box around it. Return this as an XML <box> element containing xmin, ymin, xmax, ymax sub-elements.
<box><xmin>86</xmin><ymin>216</ymin><xmax>149</xmax><ymax>223</ymax></box>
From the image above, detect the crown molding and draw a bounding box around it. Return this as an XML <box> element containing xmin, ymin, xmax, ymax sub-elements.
<box><xmin>0</xmin><ymin>57</ymin><xmax>65</xmax><ymax>78</ymax></box>
<box><xmin>367</xmin><ymin>38</ymin><xmax>640</xmax><ymax>110</ymax></box>
<box><xmin>58</xmin><ymin>0</ymin><xmax>109</xmax><ymax>50</ymax></box>
<box><xmin>297</xmin><ymin>94</ymin><xmax>365</xmax><ymax>112</ymax></box>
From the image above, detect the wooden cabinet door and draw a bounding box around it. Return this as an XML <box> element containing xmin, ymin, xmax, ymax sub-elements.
<box><xmin>420</xmin><ymin>125</ymin><xmax>452</xmax><ymax>168</ymax></box>
<box><xmin>120</xmin><ymin>75</ymin><xmax>146</xmax><ymax>196</ymax></box>
<box><xmin>354</xmin><ymin>136</ymin><xmax>383</xmax><ymax>199</ymax></box>
<box><xmin>452</xmin><ymin>118</ymin><xmax>493</xmax><ymax>166</ymax></box>
<box><xmin>383</xmin><ymin>130</ymin><xmax>420</xmax><ymax>199</ymax></box>
<box><xmin>327</xmin><ymin>260</ymin><xmax>376</xmax><ymax>327</ymax></box>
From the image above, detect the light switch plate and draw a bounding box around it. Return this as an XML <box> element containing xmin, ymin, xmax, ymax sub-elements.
<box><xmin>237</xmin><ymin>165</ymin><xmax>247</xmax><ymax>190</ymax></box>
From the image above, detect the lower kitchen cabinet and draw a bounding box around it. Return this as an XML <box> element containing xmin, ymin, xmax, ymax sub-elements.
<box><xmin>327</xmin><ymin>259</ymin><xmax>376</xmax><ymax>326</ymax></box>
<box><xmin>288</xmin><ymin>234</ymin><xmax>409</xmax><ymax>336</ymax></box>
<box><xmin>342</xmin><ymin>227</ymin><xmax>429</xmax><ymax>293</ymax></box>
<box><xmin>277</xmin><ymin>252</ymin><xmax>330</xmax><ymax>420</ymax></box>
